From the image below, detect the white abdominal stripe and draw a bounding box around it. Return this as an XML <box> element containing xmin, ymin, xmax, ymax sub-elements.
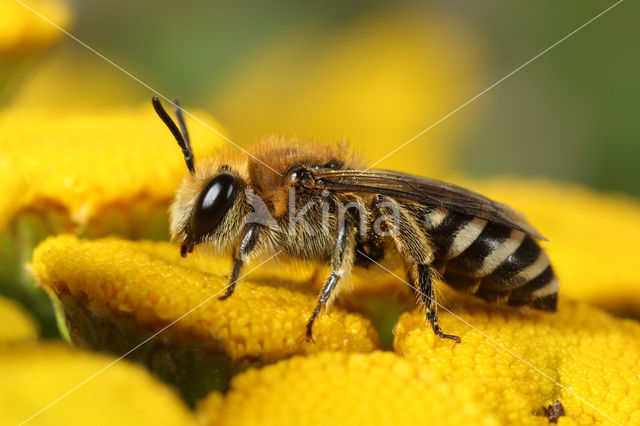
<box><xmin>428</xmin><ymin>210</ymin><xmax>558</xmax><ymax>309</ymax></box>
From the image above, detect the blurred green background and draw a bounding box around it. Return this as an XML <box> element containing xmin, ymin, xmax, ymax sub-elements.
<box><xmin>5</xmin><ymin>0</ymin><xmax>640</xmax><ymax>195</ymax></box>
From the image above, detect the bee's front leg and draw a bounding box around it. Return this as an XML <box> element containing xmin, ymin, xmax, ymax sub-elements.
<box><xmin>219</xmin><ymin>223</ymin><xmax>261</xmax><ymax>300</ymax></box>
<box><xmin>415</xmin><ymin>264</ymin><xmax>461</xmax><ymax>343</ymax></box>
<box><xmin>305</xmin><ymin>221</ymin><xmax>355</xmax><ymax>340</ymax></box>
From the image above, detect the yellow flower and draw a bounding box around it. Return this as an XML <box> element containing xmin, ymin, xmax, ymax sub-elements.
<box><xmin>0</xmin><ymin>295</ymin><xmax>38</xmax><ymax>345</ymax></box>
<box><xmin>470</xmin><ymin>178</ymin><xmax>640</xmax><ymax>315</ymax></box>
<box><xmin>0</xmin><ymin>0</ymin><xmax>69</xmax><ymax>55</ymax></box>
<box><xmin>21</xmin><ymin>183</ymin><xmax>640</xmax><ymax>423</ymax></box>
<box><xmin>0</xmin><ymin>104</ymin><xmax>224</xmax><ymax>233</ymax></box>
<box><xmin>197</xmin><ymin>351</ymin><xmax>498</xmax><ymax>426</ymax></box>
<box><xmin>0</xmin><ymin>0</ymin><xmax>71</xmax><ymax>103</ymax></box>
<box><xmin>0</xmin><ymin>342</ymin><xmax>194</xmax><ymax>426</ymax></box>
<box><xmin>30</xmin><ymin>235</ymin><xmax>379</xmax><ymax>401</ymax></box>
<box><xmin>395</xmin><ymin>292</ymin><xmax>640</xmax><ymax>424</ymax></box>
<box><xmin>0</xmin><ymin>103</ymin><xmax>225</xmax><ymax>337</ymax></box>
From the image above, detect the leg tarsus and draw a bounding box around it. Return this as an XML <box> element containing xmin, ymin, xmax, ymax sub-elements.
<box><xmin>427</xmin><ymin>310</ymin><xmax>461</xmax><ymax>343</ymax></box>
<box><xmin>305</xmin><ymin>313</ymin><xmax>318</xmax><ymax>341</ymax></box>
<box><xmin>305</xmin><ymin>271</ymin><xmax>340</xmax><ymax>341</ymax></box>
<box><xmin>417</xmin><ymin>264</ymin><xmax>461</xmax><ymax>343</ymax></box>
<box><xmin>218</xmin><ymin>224</ymin><xmax>260</xmax><ymax>301</ymax></box>
<box><xmin>219</xmin><ymin>256</ymin><xmax>244</xmax><ymax>300</ymax></box>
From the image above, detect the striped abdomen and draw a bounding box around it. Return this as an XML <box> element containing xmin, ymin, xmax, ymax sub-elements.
<box><xmin>426</xmin><ymin>208</ymin><xmax>558</xmax><ymax>311</ymax></box>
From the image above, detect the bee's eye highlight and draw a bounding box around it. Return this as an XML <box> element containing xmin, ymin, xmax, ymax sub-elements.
<box><xmin>190</xmin><ymin>173</ymin><xmax>238</xmax><ymax>237</ymax></box>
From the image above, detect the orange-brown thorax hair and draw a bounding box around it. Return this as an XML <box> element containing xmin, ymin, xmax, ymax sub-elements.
<box><xmin>247</xmin><ymin>137</ymin><xmax>365</xmax><ymax>217</ymax></box>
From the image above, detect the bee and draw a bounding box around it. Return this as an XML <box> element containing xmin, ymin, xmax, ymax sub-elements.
<box><xmin>153</xmin><ymin>97</ymin><xmax>558</xmax><ymax>343</ymax></box>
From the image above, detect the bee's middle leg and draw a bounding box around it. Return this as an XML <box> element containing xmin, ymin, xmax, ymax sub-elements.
<box><xmin>219</xmin><ymin>223</ymin><xmax>260</xmax><ymax>300</ymax></box>
<box><xmin>415</xmin><ymin>264</ymin><xmax>461</xmax><ymax>343</ymax></box>
<box><xmin>305</xmin><ymin>222</ymin><xmax>355</xmax><ymax>340</ymax></box>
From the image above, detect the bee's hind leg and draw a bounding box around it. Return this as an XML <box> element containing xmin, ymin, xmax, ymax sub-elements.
<box><xmin>219</xmin><ymin>224</ymin><xmax>261</xmax><ymax>300</ymax></box>
<box><xmin>415</xmin><ymin>264</ymin><xmax>461</xmax><ymax>343</ymax></box>
<box><xmin>305</xmin><ymin>221</ymin><xmax>355</xmax><ymax>340</ymax></box>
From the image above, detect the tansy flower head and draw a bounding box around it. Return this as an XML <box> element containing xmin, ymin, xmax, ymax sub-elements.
<box><xmin>0</xmin><ymin>0</ymin><xmax>69</xmax><ymax>55</ymax></box>
<box><xmin>0</xmin><ymin>104</ymin><xmax>224</xmax><ymax>233</ymax></box>
<box><xmin>0</xmin><ymin>342</ymin><xmax>194</xmax><ymax>426</ymax></box>
<box><xmin>30</xmin><ymin>235</ymin><xmax>379</xmax><ymax>402</ymax></box>
<box><xmin>0</xmin><ymin>0</ymin><xmax>70</xmax><ymax>106</ymax></box>
<box><xmin>0</xmin><ymin>103</ymin><xmax>225</xmax><ymax>336</ymax></box>
<box><xmin>395</xmin><ymin>291</ymin><xmax>640</xmax><ymax>424</ymax></box>
<box><xmin>196</xmin><ymin>351</ymin><xmax>499</xmax><ymax>426</ymax></box>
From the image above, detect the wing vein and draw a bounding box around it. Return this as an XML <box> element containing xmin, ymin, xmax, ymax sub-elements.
<box><xmin>314</xmin><ymin>169</ymin><xmax>545</xmax><ymax>239</ymax></box>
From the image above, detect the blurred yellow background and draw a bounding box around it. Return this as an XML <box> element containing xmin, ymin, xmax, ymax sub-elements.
<box><xmin>4</xmin><ymin>0</ymin><xmax>639</xmax><ymax>195</ymax></box>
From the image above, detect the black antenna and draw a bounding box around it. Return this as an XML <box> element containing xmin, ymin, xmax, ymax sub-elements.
<box><xmin>173</xmin><ymin>99</ymin><xmax>191</xmax><ymax>151</ymax></box>
<box><xmin>152</xmin><ymin>96</ymin><xmax>195</xmax><ymax>174</ymax></box>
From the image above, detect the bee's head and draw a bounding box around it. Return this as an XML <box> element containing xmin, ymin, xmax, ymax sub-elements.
<box><xmin>177</xmin><ymin>170</ymin><xmax>242</xmax><ymax>256</ymax></box>
<box><xmin>152</xmin><ymin>97</ymin><xmax>246</xmax><ymax>256</ymax></box>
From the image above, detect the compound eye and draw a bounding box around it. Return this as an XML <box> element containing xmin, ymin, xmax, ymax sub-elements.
<box><xmin>190</xmin><ymin>173</ymin><xmax>238</xmax><ymax>238</ymax></box>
